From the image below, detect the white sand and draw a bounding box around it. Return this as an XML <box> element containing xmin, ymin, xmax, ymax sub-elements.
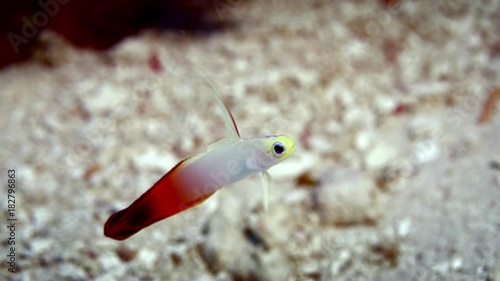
<box><xmin>1</xmin><ymin>0</ymin><xmax>499</xmax><ymax>280</ymax></box>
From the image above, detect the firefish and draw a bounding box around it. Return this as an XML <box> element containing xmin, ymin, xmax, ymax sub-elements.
<box><xmin>104</xmin><ymin>72</ymin><xmax>296</xmax><ymax>240</ymax></box>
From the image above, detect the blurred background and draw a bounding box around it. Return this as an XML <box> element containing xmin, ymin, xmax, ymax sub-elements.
<box><xmin>1</xmin><ymin>0</ymin><xmax>499</xmax><ymax>280</ymax></box>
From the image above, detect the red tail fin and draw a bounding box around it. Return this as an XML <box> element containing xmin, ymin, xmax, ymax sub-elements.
<box><xmin>104</xmin><ymin>160</ymin><xmax>214</xmax><ymax>240</ymax></box>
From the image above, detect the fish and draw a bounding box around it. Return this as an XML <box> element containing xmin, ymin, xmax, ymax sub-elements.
<box><xmin>104</xmin><ymin>72</ymin><xmax>296</xmax><ymax>240</ymax></box>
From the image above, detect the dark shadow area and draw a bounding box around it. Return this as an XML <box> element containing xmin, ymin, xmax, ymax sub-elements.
<box><xmin>0</xmin><ymin>0</ymin><xmax>238</xmax><ymax>69</ymax></box>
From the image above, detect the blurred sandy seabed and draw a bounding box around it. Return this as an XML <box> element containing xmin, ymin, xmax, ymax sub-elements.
<box><xmin>0</xmin><ymin>0</ymin><xmax>499</xmax><ymax>280</ymax></box>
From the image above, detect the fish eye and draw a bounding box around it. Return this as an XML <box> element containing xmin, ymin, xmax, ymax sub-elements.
<box><xmin>272</xmin><ymin>142</ymin><xmax>285</xmax><ymax>155</ymax></box>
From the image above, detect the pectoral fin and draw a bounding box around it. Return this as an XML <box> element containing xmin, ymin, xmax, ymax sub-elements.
<box><xmin>260</xmin><ymin>171</ymin><xmax>273</xmax><ymax>212</ymax></box>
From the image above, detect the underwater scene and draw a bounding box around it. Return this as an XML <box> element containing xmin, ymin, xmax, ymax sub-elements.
<box><xmin>1</xmin><ymin>0</ymin><xmax>499</xmax><ymax>280</ymax></box>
